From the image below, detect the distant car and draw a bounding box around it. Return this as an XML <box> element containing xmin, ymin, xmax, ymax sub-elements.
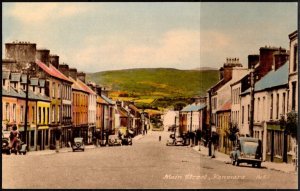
<box><xmin>108</xmin><ymin>135</ymin><xmax>122</xmax><ymax>146</ymax></box>
<box><xmin>230</xmin><ymin>137</ymin><xmax>262</xmax><ymax>168</ymax></box>
<box><xmin>72</xmin><ymin>137</ymin><xmax>85</xmax><ymax>152</ymax></box>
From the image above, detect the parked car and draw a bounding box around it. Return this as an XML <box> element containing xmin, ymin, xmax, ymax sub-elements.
<box><xmin>230</xmin><ymin>137</ymin><xmax>262</xmax><ymax>168</ymax></box>
<box><xmin>72</xmin><ymin>137</ymin><xmax>85</xmax><ymax>152</ymax></box>
<box><xmin>2</xmin><ymin>131</ymin><xmax>11</xmax><ymax>154</ymax></box>
<box><xmin>120</xmin><ymin>135</ymin><xmax>132</xmax><ymax>146</ymax></box>
<box><xmin>166</xmin><ymin>134</ymin><xmax>185</xmax><ymax>146</ymax></box>
<box><xmin>108</xmin><ymin>135</ymin><xmax>122</xmax><ymax>146</ymax></box>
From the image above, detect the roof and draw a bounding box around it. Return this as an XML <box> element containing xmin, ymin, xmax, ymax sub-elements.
<box><xmin>2</xmin><ymin>71</ymin><xmax>10</xmax><ymax>80</ymax></box>
<box><xmin>76</xmin><ymin>79</ymin><xmax>96</xmax><ymax>95</ymax></box>
<box><xmin>129</xmin><ymin>104</ymin><xmax>140</xmax><ymax>113</ymax></box>
<box><xmin>181</xmin><ymin>103</ymin><xmax>206</xmax><ymax>112</ymax></box>
<box><xmin>36</xmin><ymin>60</ymin><xmax>72</xmax><ymax>83</ymax></box>
<box><xmin>97</xmin><ymin>96</ymin><xmax>108</xmax><ymax>104</ymax></box>
<box><xmin>30</xmin><ymin>78</ymin><xmax>39</xmax><ymax>86</ymax></box>
<box><xmin>116</xmin><ymin>106</ymin><xmax>128</xmax><ymax>117</ymax></box>
<box><xmin>218</xmin><ymin>100</ymin><xmax>231</xmax><ymax>112</ymax></box>
<box><xmin>242</xmin><ymin>62</ymin><xmax>288</xmax><ymax>95</ymax></box>
<box><xmin>10</xmin><ymin>73</ymin><xmax>21</xmax><ymax>82</ymax></box>
<box><xmin>69</xmin><ymin>76</ymin><xmax>88</xmax><ymax>93</ymax></box>
<box><xmin>101</xmin><ymin>94</ymin><xmax>114</xmax><ymax>105</ymax></box>
<box><xmin>2</xmin><ymin>87</ymin><xmax>50</xmax><ymax>102</ymax></box>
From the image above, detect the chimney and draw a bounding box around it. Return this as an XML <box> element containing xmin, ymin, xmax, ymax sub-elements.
<box><xmin>69</xmin><ymin>68</ymin><xmax>77</xmax><ymax>80</ymax></box>
<box><xmin>257</xmin><ymin>46</ymin><xmax>286</xmax><ymax>77</ymax></box>
<box><xmin>274</xmin><ymin>49</ymin><xmax>289</xmax><ymax>71</ymax></box>
<box><xmin>5</xmin><ymin>42</ymin><xmax>36</xmax><ymax>67</ymax></box>
<box><xmin>77</xmin><ymin>72</ymin><xmax>86</xmax><ymax>83</ymax></box>
<box><xmin>248</xmin><ymin>55</ymin><xmax>259</xmax><ymax>69</ymax></box>
<box><xmin>87</xmin><ymin>82</ymin><xmax>97</xmax><ymax>92</ymax></box>
<box><xmin>36</xmin><ymin>49</ymin><xmax>50</xmax><ymax>66</ymax></box>
<box><xmin>96</xmin><ymin>86</ymin><xmax>102</xmax><ymax>96</ymax></box>
<box><xmin>219</xmin><ymin>67</ymin><xmax>224</xmax><ymax>80</ymax></box>
<box><xmin>58</xmin><ymin>64</ymin><xmax>70</xmax><ymax>77</ymax></box>
<box><xmin>49</xmin><ymin>55</ymin><xmax>59</xmax><ymax>69</ymax></box>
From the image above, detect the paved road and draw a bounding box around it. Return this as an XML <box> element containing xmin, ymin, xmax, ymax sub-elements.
<box><xmin>2</xmin><ymin>131</ymin><xmax>298</xmax><ymax>189</ymax></box>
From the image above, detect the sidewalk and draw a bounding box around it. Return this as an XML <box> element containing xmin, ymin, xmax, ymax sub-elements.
<box><xmin>193</xmin><ymin>145</ymin><xmax>297</xmax><ymax>174</ymax></box>
<box><xmin>27</xmin><ymin>145</ymin><xmax>96</xmax><ymax>156</ymax></box>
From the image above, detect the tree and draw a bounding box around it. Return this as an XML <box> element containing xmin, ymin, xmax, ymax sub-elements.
<box><xmin>280</xmin><ymin>111</ymin><xmax>298</xmax><ymax>163</ymax></box>
<box><xmin>226</xmin><ymin>122</ymin><xmax>239</xmax><ymax>147</ymax></box>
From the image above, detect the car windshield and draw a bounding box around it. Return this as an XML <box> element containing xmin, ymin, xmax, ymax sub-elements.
<box><xmin>241</xmin><ymin>141</ymin><xmax>258</xmax><ymax>154</ymax></box>
<box><xmin>74</xmin><ymin>138</ymin><xmax>83</xmax><ymax>142</ymax></box>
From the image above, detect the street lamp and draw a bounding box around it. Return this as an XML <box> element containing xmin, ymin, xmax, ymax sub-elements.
<box><xmin>23</xmin><ymin>62</ymin><xmax>36</xmax><ymax>148</ymax></box>
<box><xmin>248</xmin><ymin>66</ymin><xmax>259</xmax><ymax>137</ymax></box>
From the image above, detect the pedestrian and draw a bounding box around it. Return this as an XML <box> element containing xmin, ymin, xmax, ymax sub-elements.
<box><xmin>54</xmin><ymin>127</ymin><xmax>62</xmax><ymax>153</ymax></box>
<box><xmin>211</xmin><ymin>131</ymin><xmax>219</xmax><ymax>158</ymax></box>
<box><xmin>196</xmin><ymin>129</ymin><xmax>202</xmax><ymax>151</ymax></box>
<box><xmin>9</xmin><ymin>124</ymin><xmax>20</xmax><ymax>154</ymax></box>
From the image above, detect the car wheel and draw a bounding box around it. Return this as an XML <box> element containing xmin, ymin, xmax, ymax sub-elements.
<box><xmin>7</xmin><ymin>150</ymin><xmax>11</xmax><ymax>155</ymax></box>
<box><xmin>72</xmin><ymin>149</ymin><xmax>75</xmax><ymax>152</ymax></box>
<box><xmin>252</xmin><ymin>163</ymin><xmax>256</xmax><ymax>167</ymax></box>
<box><xmin>231</xmin><ymin>157</ymin><xmax>235</xmax><ymax>165</ymax></box>
<box><xmin>235</xmin><ymin>157</ymin><xmax>239</xmax><ymax>166</ymax></box>
<box><xmin>82</xmin><ymin>149</ymin><xmax>85</xmax><ymax>152</ymax></box>
<box><xmin>257</xmin><ymin>162</ymin><xmax>261</xmax><ymax>168</ymax></box>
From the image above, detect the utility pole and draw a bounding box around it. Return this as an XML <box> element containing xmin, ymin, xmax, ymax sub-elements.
<box><xmin>249</xmin><ymin>66</ymin><xmax>255</xmax><ymax>137</ymax></box>
<box><xmin>208</xmin><ymin>90</ymin><xmax>212</xmax><ymax>156</ymax></box>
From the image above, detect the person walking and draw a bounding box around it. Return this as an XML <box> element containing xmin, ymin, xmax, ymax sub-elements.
<box><xmin>211</xmin><ymin>130</ymin><xmax>219</xmax><ymax>158</ymax></box>
<box><xmin>9</xmin><ymin>124</ymin><xmax>20</xmax><ymax>154</ymax></box>
<box><xmin>196</xmin><ymin>129</ymin><xmax>202</xmax><ymax>151</ymax></box>
<box><xmin>54</xmin><ymin>127</ymin><xmax>62</xmax><ymax>153</ymax></box>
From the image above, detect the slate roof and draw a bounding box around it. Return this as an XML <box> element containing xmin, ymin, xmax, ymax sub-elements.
<box><xmin>2</xmin><ymin>71</ymin><xmax>10</xmax><ymax>79</ymax></box>
<box><xmin>30</xmin><ymin>78</ymin><xmax>39</xmax><ymax>86</ymax></box>
<box><xmin>101</xmin><ymin>94</ymin><xmax>114</xmax><ymax>105</ymax></box>
<box><xmin>36</xmin><ymin>60</ymin><xmax>72</xmax><ymax>83</ymax></box>
<box><xmin>2</xmin><ymin>87</ymin><xmax>50</xmax><ymax>102</ymax></box>
<box><xmin>10</xmin><ymin>73</ymin><xmax>21</xmax><ymax>82</ymax></box>
<box><xmin>242</xmin><ymin>62</ymin><xmax>289</xmax><ymax>95</ymax></box>
<box><xmin>181</xmin><ymin>103</ymin><xmax>206</xmax><ymax>112</ymax></box>
<box><xmin>21</xmin><ymin>74</ymin><xmax>27</xmax><ymax>84</ymax></box>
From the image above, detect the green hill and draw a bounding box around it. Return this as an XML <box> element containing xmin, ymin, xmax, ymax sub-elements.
<box><xmin>86</xmin><ymin>68</ymin><xmax>219</xmax><ymax>99</ymax></box>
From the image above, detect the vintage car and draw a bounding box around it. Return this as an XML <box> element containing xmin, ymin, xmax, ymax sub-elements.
<box><xmin>72</xmin><ymin>137</ymin><xmax>85</xmax><ymax>152</ymax></box>
<box><xmin>108</xmin><ymin>135</ymin><xmax>122</xmax><ymax>146</ymax></box>
<box><xmin>166</xmin><ymin>134</ymin><xmax>185</xmax><ymax>146</ymax></box>
<box><xmin>2</xmin><ymin>131</ymin><xmax>11</xmax><ymax>154</ymax></box>
<box><xmin>230</xmin><ymin>137</ymin><xmax>262</xmax><ymax>168</ymax></box>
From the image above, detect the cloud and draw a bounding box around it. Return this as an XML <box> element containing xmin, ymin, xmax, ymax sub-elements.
<box><xmin>7</xmin><ymin>3</ymin><xmax>92</xmax><ymax>24</ymax></box>
<box><xmin>70</xmin><ymin>29</ymin><xmax>200</xmax><ymax>72</ymax></box>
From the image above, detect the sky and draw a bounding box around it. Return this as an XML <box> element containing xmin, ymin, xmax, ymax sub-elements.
<box><xmin>200</xmin><ymin>2</ymin><xmax>297</xmax><ymax>69</ymax></box>
<box><xmin>2</xmin><ymin>3</ymin><xmax>297</xmax><ymax>73</ymax></box>
<box><xmin>2</xmin><ymin>2</ymin><xmax>200</xmax><ymax>72</ymax></box>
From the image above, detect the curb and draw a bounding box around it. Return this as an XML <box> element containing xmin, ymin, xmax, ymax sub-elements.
<box><xmin>192</xmin><ymin>145</ymin><xmax>297</xmax><ymax>174</ymax></box>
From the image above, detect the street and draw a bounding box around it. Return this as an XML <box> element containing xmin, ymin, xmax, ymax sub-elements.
<box><xmin>2</xmin><ymin>131</ymin><xmax>298</xmax><ymax>189</ymax></box>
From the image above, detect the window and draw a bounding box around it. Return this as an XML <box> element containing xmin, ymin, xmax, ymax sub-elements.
<box><xmin>40</xmin><ymin>87</ymin><xmax>42</xmax><ymax>93</ymax></box>
<box><xmin>20</xmin><ymin>106</ymin><xmax>24</xmax><ymax>122</ymax></box>
<box><xmin>276</xmin><ymin>93</ymin><xmax>279</xmax><ymax>119</ymax></box>
<box><xmin>257</xmin><ymin>98</ymin><xmax>260</xmax><ymax>122</ymax></box>
<box><xmin>2</xmin><ymin>79</ymin><xmax>5</xmax><ymax>87</ymax></box>
<box><xmin>13</xmin><ymin>104</ymin><xmax>16</xmax><ymax>122</ymax></box>
<box><xmin>13</xmin><ymin>82</ymin><xmax>17</xmax><ymax>89</ymax></box>
<box><xmin>43</xmin><ymin>107</ymin><xmax>45</xmax><ymax>124</ymax></box>
<box><xmin>292</xmin><ymin>82</ymin><xmax>296</xmax><ymax>111</ymax></box>
<box><xmin>52</xmin><ymin>82</ymin><xmax>55</xmax><ymax>98</ymax></box>
<box><xmin>282</xmin><ymin>93</ymin><xmax>286</xmax><ymax>115</ymax></box>
<box><xmin>32</xmin><ymin>106</ymin><xmax>35</xmax><ymax>123</ymax></box>
<box><xmin>33</xmin><ymin>86</ymin><xmax>35</xmax><ymax>92</ymax></box>
<box><xmin>57</xmin><ymin>106</ymin><xmax>60</xmax><ymax>122</ymax></box>
<box><xmin>58</xmin><ymin>84</ymin><xmax>61</xmax><ymax>98</ymax></box>
<box><xmin>270</xmin><ymin>94</ymin><xmax>273</xmax><ymax>120</ymax></box>
<box><xmin>52</xmin><ymin>105</ymin><xmax>55</xmax><ymax>122</ymax></box>
<box><xmin>247</xmin><ymin>104</ymin><xmax>250</xmax><ymax>123</ymax></box>
<box><xmin>293</xmin><ymin>45</ymin><xmax>298</xmax><ymax>72</ymax></box>
<box><xmin>38</xmin><ymin>107</ymin><xmax>41</xmax><ymax>124</ymax></box>
<box><xmin>47</xmin><ymin>108</ymin><xmax>50</xmax><ymax>124</ymax></box>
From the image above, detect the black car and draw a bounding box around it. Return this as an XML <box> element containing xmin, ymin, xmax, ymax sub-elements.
<box><xmin>2</xmin><ymin>131</ymin><xmax>11</xmax><ymax>154</ymax></box>
<box><xmin>72</xmin><ymin>137</ymin><xmax>85</xmax><ymax>152</ymax></box>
